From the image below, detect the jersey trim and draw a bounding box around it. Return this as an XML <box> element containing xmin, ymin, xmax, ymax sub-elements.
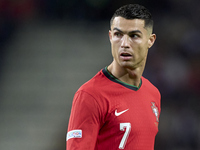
<box><xmin>102</xmin><ymin>67</ymin><xmax>142</xmax><ymax>91</ymax></box>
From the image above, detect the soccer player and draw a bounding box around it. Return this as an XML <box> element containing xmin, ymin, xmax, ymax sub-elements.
<box><xmin>66</xmin><ymin>4</ymin><xmax>161</xmax><ymax>150</ymax></box>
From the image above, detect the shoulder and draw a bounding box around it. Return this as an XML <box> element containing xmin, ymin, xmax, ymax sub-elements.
<box><xmin>73</xmin><ymin>69</ymin><xmax>108</xmax><ymax>106</ymax></box>
<box><xmin>77</xmin><ymin>69</ymin><xmax>109</xmax><ymax>96</ymax></box>
<box><xmin>142</xmin><ymin>76</ymin><xmax>160</xmax><ymax>91</ymax></box>
<box><xmin>141</xmin><ymin>76</ymin><xmax>161</xmax><ymax>99</ymax></box>
<box><xmin>71</xmin><ymin>70</ymin><xmax>110</xmax><ymax>122</ymax></box>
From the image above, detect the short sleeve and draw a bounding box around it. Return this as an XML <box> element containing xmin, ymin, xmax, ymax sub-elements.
<box><xmin>66</xmin><ymin>90</ymin><xmax>102</xmax><ymax>150</ymax></box>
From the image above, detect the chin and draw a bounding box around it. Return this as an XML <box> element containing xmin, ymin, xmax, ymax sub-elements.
<box><xmin>120</xmin><ymin>62</ymin><xmax>135</xmax><ymax>69</ymax></box>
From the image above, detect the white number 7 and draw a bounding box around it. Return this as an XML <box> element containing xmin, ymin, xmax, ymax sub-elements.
<box><xmin>119</xmin><ymin>123</ymin><xmax>131</xmax><ymax>149</ymax></box>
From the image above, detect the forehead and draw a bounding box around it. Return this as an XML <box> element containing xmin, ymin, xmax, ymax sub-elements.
<box><xmin>111</xmin><ymin>17</ymin><xmax>146</xmax><ymax>32</ymax></box>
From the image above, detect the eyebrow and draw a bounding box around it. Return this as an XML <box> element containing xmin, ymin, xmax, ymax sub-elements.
<box><xmin>113</xmin><ymin>28</ymin><xmax>142</xmax><ymax>34</ymax></box>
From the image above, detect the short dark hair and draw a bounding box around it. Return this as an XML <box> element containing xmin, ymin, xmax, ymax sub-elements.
<box><xmin>110</xmin><ymin>4</ymin><xmax>153</xmax><ymax>29</ymax></box>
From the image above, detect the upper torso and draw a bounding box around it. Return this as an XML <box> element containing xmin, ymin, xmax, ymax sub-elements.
<box><xmin>67</xmin><ymin>67</ymin><xmax>161</xmax><ymax>150</ymax></box>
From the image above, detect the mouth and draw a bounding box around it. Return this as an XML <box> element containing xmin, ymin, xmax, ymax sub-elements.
<box><xmin>120</xmin><ymin>52</ymin><xmax>132</xmax><ymax>60</ymax></box>
<box><xmin>120</xmin><ymin>53</ymin><xmax>132</xmax><ymax>57</ymax></box>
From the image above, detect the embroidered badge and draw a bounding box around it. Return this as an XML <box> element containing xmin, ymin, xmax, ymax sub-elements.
<box><xmin>151</xmin><ymin>102</ymin><xmax>159</xmax><ymax>122</ymax></box>
<box><xmin>67</xmin><ymin>129</ymin><xmax>82</xmax><ymax>141</ymax></box>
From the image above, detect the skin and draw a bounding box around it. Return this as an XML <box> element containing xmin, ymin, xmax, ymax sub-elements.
<box><xmin>108</xmin><ymin>17</ymin><xmax>156</xmax><ymax>87</ymax></box>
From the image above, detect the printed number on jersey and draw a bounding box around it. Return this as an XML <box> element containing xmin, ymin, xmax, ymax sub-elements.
<box><xmin>119</xmin><ymin>123</ymin><xmax>131</xmax><ymax>149</ymax></box>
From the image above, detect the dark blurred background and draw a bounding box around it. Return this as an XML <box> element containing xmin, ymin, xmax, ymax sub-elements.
<box><xmin>0</xmin><ymin>0</ymin><xmax>199</xmax><ymax>150</ymax></box>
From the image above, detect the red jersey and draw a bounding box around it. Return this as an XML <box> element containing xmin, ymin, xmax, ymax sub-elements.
<box><xmin>67</xmin><ymin>67</ymin><xmax>161</xmax><ymax>150</ymax></box>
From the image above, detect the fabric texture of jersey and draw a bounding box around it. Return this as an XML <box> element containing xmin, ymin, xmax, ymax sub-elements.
<box><xmin>67</xmin><ymin>67</ymin><xmax>161</xmax><ymax>150</ymax></box>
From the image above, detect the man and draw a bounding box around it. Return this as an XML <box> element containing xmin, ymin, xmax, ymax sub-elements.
<box><xmin>67</xmin><ymin>4</ymin><xmax>161</xmax><ymax>150</ymax></box>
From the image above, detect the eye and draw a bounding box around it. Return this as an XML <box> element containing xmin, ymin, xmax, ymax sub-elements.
<box><xmin>129</xmin><ymin>34</ymin><xmax>140</xmax><ymax>38</ymax></box>
<box><xmin>114</xmin><ymin>32</ymin><xmax>123</xmax><ymax>37</ymax></box>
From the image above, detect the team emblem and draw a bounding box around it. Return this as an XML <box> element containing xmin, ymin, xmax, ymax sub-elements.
<box><xmin>151</xmin><ymin>102</ymin><xmax>159</xmax><ymax>122</ymax></box>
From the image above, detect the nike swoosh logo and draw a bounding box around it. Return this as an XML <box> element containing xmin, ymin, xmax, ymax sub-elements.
<box><xmin>115</xmin><ymin>109</ymin><xmax>129</xmax><ymax>116</ymax></box>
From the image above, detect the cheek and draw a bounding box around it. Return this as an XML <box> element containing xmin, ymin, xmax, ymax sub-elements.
<box><xmin>112</xmin><ymin>37</ymin><xmax>121</xmax><ymax>47</ymax></box>
<box><xmin>138</xmin><ymin>40</ymin><xmax>149</xmax><ymax>53</ymax></box>
<box><xmin>111</xmin><ymin>40</ymin><xmax>120</xmax><ymax>54</ymax></box>
<box><xmin>111</xmin><ymin>44</ymin><xmax>119</xmax><ymax>59</ymax></box>
<box><xmin>138</xmin><ymin>48</ymin><xmax>149</xmax><ymax>60</ymax></box>
<box><xmin>134</xmin><ymin>42</ymin><xmax>148</xmax><ymax>58</ymax></box>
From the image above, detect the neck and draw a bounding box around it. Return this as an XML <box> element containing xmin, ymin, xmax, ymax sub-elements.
<box><xmin>107</xmin><ymin>61</ymin><xmax>146</xmax><ymax>87</ymax></box>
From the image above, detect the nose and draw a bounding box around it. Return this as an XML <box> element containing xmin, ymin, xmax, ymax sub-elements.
<box><xmin>121</xmin><ymin>35</ymin><xmax>130</xmax><ymax>48</ymax></box>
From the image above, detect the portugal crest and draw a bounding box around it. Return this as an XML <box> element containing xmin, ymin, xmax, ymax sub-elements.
<box><xmin>151</xmin><ymin>102</ymin><xmax>159</xmax><ymax>122</ymax></box>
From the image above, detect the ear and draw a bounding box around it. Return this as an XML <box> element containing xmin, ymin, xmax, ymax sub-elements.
<box><xmin>148</xmin><ymin>34</ymin><xmax>156</xmax><ymax>48</ymax></box>
<box><xmin>109</xmin><ymin>30</ymin><xmax>112</xmax><ymax>43</ymax></box>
